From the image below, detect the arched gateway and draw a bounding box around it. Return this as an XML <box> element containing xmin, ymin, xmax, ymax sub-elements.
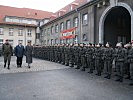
<box><xmin>99</xmin><ymin>2</ymin><xmax>133</xmax><ymax>46</ymax></box>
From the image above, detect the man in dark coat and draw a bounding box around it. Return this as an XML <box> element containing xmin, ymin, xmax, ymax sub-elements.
<box><xmin>25</xmin><ymin>41</ymin><xmax>33</xmax><ymax>68</ymax></box>
<box><xmin>14</xmin><ymin>42</ymin><xmax>25</xmax><ymax>68</ymax></box>
<box><xmin>2</xmin><ymin>39</ymin><xmax>13</xmax><ymax>69</ymax></box>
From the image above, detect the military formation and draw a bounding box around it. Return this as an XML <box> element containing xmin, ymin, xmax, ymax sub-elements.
<box><xmin>33</xmin><ymin>42</ymin><xmax>133</xmax><ymax>86</ymax></box>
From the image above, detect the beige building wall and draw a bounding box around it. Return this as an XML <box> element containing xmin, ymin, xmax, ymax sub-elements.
<box><xmin>0</xmin><ymin>24</ymin><xmax>36</xmax><ymax>48</ymax></box>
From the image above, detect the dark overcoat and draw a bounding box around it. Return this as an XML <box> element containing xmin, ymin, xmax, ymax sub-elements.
<box><xmin>25</xmin><ymin>45</ymin><xmax>33</xmax><ymax>64</ymax></box>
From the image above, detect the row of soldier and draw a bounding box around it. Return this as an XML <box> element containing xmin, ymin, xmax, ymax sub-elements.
<box><xmin>33</xmin><ymin>42</ymin><xmax>133</xmax><ymax>86</ymax></box>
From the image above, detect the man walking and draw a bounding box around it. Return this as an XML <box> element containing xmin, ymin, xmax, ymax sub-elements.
<box><xmin>14</xmin><ymin>42</ymin><xmax>25</xmax><ymax>68</ymax></box>
<box><xmin>2</xmin><ymin>39</ymin><xmax>13</xmax><ymax>69</ymax></box>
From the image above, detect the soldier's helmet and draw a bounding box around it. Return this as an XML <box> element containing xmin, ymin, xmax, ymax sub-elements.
<box><xmin>74</xmin><ymin>43</ymin><xmax>78</xmax><ymax>46</ymax></box>
<box><xmin>70</xmin><ymin>43</ymin><xmax>73</xmax><ymax>46</ymax></box>
<box><xmin>116</xmin><ymin>42</ymin><xmax>122</xmax><ymax>47</ymax></box>
<box><xmin>106</xmin><ymin>42</ymin><xmax>110</xmax><ymax>47</ymax></box>
<box><xmin>80</xmin><ymin>43</ymin><xmax>84</xmax><ymax>47</ymax></box>
<box><xmin>124</xmin><ymin>43</ymin><xmax>131</xmax><ymax>48</ymax></box>
<box><xmin>96</xmin><ymin>43</ymin><xmax>102</xmax><ymax>47</ymax></box>
<box><xmin>96</xmin><ymin>44</ymin><xmax>100</xmax><ymax>47</ymax></box>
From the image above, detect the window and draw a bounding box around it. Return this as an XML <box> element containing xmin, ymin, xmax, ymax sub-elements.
<box><xmin>66</xmin><ymin>20</ymin><xmax>71</xmax><ymax>29</ymax></box>
<box><xmin>27</xmin><ymin>40</ymin><xmax>32</xmax><ymax>44</ymax></box>
<box><xmin>51</xmin><ymin>39</ymin><xmax>54</xmax><ymax>45</ymax></box>
<box><xmin>83</xmin><ymin>34</ymin><xmax>87</xmax><ymax>41</ymax></box>
<box><xmin>44</xmin><ymin>29</ymin><xmax>47</xmax><ymax>36</ymax></box>
<box><xmin>55</xmin><ymin>24</ymin><xmax>59</xmax><ymax>33</ymax></box>
<box><xmin>74</xmin><ymin>35</ymin><xmax>78</xmax><ymax>43</ymax></box>
<box><xmin>47</xmin><ymin>40</ymin><xmax>49</xmax><ymax>45</ymax></box>
<box><xmin>9</xmin><ymin>28</ymin><xmax>14</xmax><ymax>36</ymax></box>
<box><xmin>83</xmin><ymin>14</ymin><xmax>88</xmax><ymax>25</ymax></box>
<box><xmin>8</xmin><ymin>40</ymin><xmax>13</xmax><ymax>46</ymax></box>
<box><xmin>74</xmin><ymin>17</ymin><xmax>78</xmax><ymax>27</ymax></box>
<box><xmin>18</xmin><ymin>40</ymin><xmax>23</xmax><ymax>44</ymax></box>
<box><xmin>55</xmin><ymin>39</ymin><xmax>58</xmax><ymax>44</ymax></box>
<box><xmin>0</xmin><ymin>39</ymin><xmax>3</xmax><ymax>46</ymax></box>
<box><xmin>18</xmin><ymin>29</ymin><xmax>23</xmax><ymax>36</ymax></box>
<box><xmin>27</xmin><ymin>29</ymin><xmax>32</xmax><ymax>37</ymax></box>
<box><xmin>47</xmin><ymin>28</ymin><xmax>50</xmax><ymax>36</ymax></box>
<box><xmin>19</xmin><ymin>19</ymin><xmax>22</xmax><ymax>23</ymax></box>
<box><xmin>51</xmin><ymin>26</ymin><xmax>54</xmax><ymax>34</ymax></box>
<box><xmin>60</xmin><ymin>22</ymin><xmax>64</xmax><ymax>31</ymax></box>
<box><xmin>0</xmin><ymin>28</ymin><xmax>4</xmax><ymax>35</ymax></box>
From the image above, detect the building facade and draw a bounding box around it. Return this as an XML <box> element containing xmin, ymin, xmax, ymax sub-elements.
<box><xmin>0</xmin><ymin>5</ymin><xmax>53</xmax><ymax>48</ymax></box>
<box><xmin>40</xmin><ymin>0</ymin><xmax>133</xmax><ymax>47</ymax></box>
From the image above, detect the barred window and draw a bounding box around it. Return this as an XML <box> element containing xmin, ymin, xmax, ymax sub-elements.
<box><xmin>27</xmin><ymin>29</ymin><xmax>32</xmax><ymax>37</ymax></box>
<box><xmin>9</xmin><ymin>28</ymin><xmax>14</xmax><ymax>36</ymax></box>
<box><xmin>55</xmin><ymin>24</ymin><xmax>59</xmax><ymax>33</ymax></box>
<box><xmin>83</xmin><ymin>14</ymin><xmax>88</xmax><ymax>25</ymax></box>
<box><xmin>74</xmin><ymin>17</ymin><xmax>78</xmax><ymax>27</ymax></box>
<box><xmin>60</xmin><ymin>22</ymin><xmax>64</xmax><ymax>31</ymax></box>
<box><xmin>18</xmin><ymin>29</ymin><xmax>23</xmax><ymax>36</ymax></box>
<box><xmin>66</xmin><ymin>20</ymin><xmax>71</xmax><ymax>29</ymax></box>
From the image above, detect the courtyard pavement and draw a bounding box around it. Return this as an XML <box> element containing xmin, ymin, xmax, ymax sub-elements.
<box><xmin>0</xmin><ymin>56</ymin><xmax>133</xmax><ymax>100</ymax></box>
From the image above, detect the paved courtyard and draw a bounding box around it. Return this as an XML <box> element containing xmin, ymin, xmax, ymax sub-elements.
<box><xmin>0</xmin><ymin>56</ymin><xmax>133</xmax><ymax>100</ymax></box>
<box><xmin>0</xmin><ymin>56</ymin><xmax>69</xmax><ymax>74</ymax></box>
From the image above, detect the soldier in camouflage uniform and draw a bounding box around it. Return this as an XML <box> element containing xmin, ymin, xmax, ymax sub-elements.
<box><xmin>95</xmin><ymin>43</ymin><xmax>103</xmax><ymax>76</ymax></box>
<box><xmin>86</xmin><ymin>43</ymin><xmax>95</xmax><ymax>73</ymax></box>
<box><xmin>127</xmin><ymin>43</ymin><xmax>133</xmax><ymax>85</ymax></box>
<box><xmin>74</xmin><ymin>44</ymin><xmax>81</xmax><ymax>69</ymax></box>
<box><xmin>62</xmin><ymin>44</ymin><xmax>66</xmax><ymax>65</ymax></box>
<box><xmin>69</xmin><ymin>43</ymin><xmax>75</xmax><ymax>67</ymax></box>
<box><xmin>124</xmin><ymin>43</ymin><xmax>131</xmax><ymax>80</ymax></box>
<box><xmin>114</xmin><ymin>43</ymin><xmax>127</xmax><ymax>82</ymax></box>
<box><xmin>103</xmin><ymin>42</ymin><xmax>114</xmax><ymax>79</ymax></box>
<box><xmin>80</xmin><ymin>43</ymin><xmax>87</xmax><ymax>71</ymax></box>
<box><xmin>54</xmin><ymin>45</ymin><xmax>58</xmax><ymax>62</ymax></box>
<box><xmin>64</xmin><ymin>44</ymin><xmax>69</xmax><ymax>66</ymax></box>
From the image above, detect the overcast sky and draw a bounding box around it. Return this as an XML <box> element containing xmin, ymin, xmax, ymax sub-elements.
<box><xmin>0</xmin><ymin>0</ymin><xmax>74</xmax><ymax>12</ymax></box>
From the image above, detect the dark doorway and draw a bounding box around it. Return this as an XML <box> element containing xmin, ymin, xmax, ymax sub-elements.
<box><xmin>104</xmin><ymin>6</ymin><xmax>131</xmax><ymax>47</ymax></box>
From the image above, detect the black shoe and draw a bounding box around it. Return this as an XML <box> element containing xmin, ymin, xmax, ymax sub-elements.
<box><xmin>88</xmin><ymin>71</ymin><xmax>93</xmax><ymax>74</ymax></box>
<box><xmin>69</xmin><ymin>66</ymin><xmax>74</xmax><ymax>68</ymax></box>
<box><xmin>125</xmin><ymin>76</ymin><xmax>131</xmax><ymax>79</ymax></box>
<box><xmin>98</xmin><ymin>73</ymin><xmax>101</xmax><ymax>76</ymax></box>
<box><xmin>81</xmin><ymin>68</ymin><xmax>85</xmax><ymax>71</ymax></box>
<box><xmin>65</xmin><ymin>64</ymin><xmax>69</xmax><ymax>66</ymax></box>
<box><xmin>4</xmin><ymin>64</ymin><xmax>6</xmax><ymax>68</ymax></box>
<box><xmin>28</xmin><ymin>66</ymin><xmax>30</xmax><ymax>69</ymax></box>
<box><xmin>104</xmin><ymin>76</ymin><xmax>108</xmax><ymax>79</ymax></box>
<box><xmin>129</xmin><ymin>83</ymin><xmax>133</xmax><ymax>86</ymax></box>
<box><xmin>95</xmin><ymin>73</ymin><xmax>98</xmax><ymax>75</ymax></box>
<box><xmin>115</xmin><ymin>78</ymin><xmax>123</xmax><ymax>82</ymax></box>
<box><xmin>7</xmin><ymin>67</ymin><xmax>10</xmax><ymax>70</ymax></box>
<box><xmin>75</xmin><ymin>67</ymin><xmax>80</xmax><ymax>69</ymax></box>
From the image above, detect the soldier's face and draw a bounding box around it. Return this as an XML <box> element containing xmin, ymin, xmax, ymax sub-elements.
<box><xmin>5</xmin><ymin>40</ymin><xmax>9</xmax><ymax>44</ymax></box>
